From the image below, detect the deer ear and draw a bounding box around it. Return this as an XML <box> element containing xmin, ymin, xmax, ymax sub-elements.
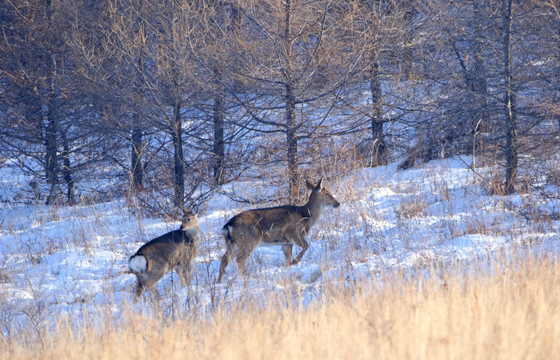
<box><xmin>180</xmin><ymin>209</ymin><xmax>193</xmax><ymax>222</ymax></box>
<box><xmin>316</xmin><ymin>178</ymin><xmax>324</xmax><ymax>191</ymax></box>
<box><xmin>306</xmin><ymin>179</ymin><xmax>316</xmax><ymax>190</ymax></box>
<box><xmin>182</xmin><ymin>206</ymin><xmax>198</xmax><ymax>216</ymax></box>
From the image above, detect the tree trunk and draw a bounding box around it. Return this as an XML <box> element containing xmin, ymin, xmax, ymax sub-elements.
<box><xmin>402</xmin><ymin>2</ymin><xmax>417</xmax><ymax>79</ymax></box>
<box><xmin>131</xmin><ymin>111</ymin><xmax>144</xmax><ymax>192</ymax></box>
<box><xmin>556</xmin><ymin>10</ymin><xmax>560</xmax><ymax>134</ymax></box>
<box><xmin>370</xmin><ymin>60</ymin><xmax>387</xmax><ymax>166</ymax></box>
<box><xmin>172</xmin><ymin>101</ymin><xmax>184</xmax><ymax>208</ymax></box>
<box><xmin>503</xmin><ymin>0</ymin><xmax>518</xmax><ymax>195</ymax></box>
<box><xmin>213</xmin><ymin>69</ymin><xmax>226</xmax><ymax>185</ymax></box>
<box><xmin>44</xmin><ymin>0</ymin><xmax>58</xmax><ymax>205</ymax></box>
<box><xmin>283</xmin><ymin>0</ymin><xmax>299</xmax><ymax>200</ymax></box>
<box><xmin>60</xmin><ymin>126</ymin><xmax>75</xmax><ymax>205</ymax></box>
<box><xmin>130</xmin><ymin>2</ymin><xmax>145</xmax><ymax>194</ymax></box>
<box><xmin>471</xmin><ymin>1</ymin><xmax>489</xmax><ymax>136</ymax></box>
<box><xmin>286</xmin><ymin>82</ymin><xmax>298</xmax><ymax>201</ymax></box>
<box><xmin>45</xmin><ymin>84</ymin><xmax>59</xmax><ymax>205</ymax></box>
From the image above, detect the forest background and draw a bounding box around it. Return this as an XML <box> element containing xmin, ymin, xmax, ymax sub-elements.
<box><xmin>2</xmin><ymin>0</ymin><xmax>559</xmax><ymax>209</ymax></box>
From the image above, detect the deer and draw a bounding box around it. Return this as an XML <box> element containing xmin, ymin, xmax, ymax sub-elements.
<box><xmin>128</xmin><ymin>209</ymin><xmax>200</xmax><ymax>303</ymax></box>
<box><xmin>217</xmin><ymin>178</ymin><xmax>340</xmax><ymax>283</ymax></box>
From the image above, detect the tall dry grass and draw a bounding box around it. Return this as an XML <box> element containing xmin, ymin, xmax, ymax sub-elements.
<box><xmin>2</xmin><ymin>250</ymin><xmax>558</xmax><ymax>360</ymax></box>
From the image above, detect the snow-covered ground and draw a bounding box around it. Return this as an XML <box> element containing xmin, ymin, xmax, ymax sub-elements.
<box><xmin>1</xmin><ymin>157</ymin><xmax>559</xmax><ymax>330</ymax></box>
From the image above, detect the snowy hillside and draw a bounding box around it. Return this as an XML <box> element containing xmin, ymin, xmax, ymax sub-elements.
<box><xmin>0</xmin><ymin>157</ymin><xmax>559</xmax><ymax>328</ymax></box>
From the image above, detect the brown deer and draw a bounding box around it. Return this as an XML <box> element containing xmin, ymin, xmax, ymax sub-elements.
<box><xmin>217</xmin><ymin>179</ymin><xmax>340</xmax><ymax>283</ymax></box>
<box><xmin>128</xmin><ymin>210</ymin><xmax>200</xmax><ymax>302</ymax></box>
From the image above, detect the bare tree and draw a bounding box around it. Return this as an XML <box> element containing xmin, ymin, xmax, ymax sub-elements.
<box><xmin>358</xmin><ymin>0</ymin><xmax>408</xmax><ymax>166</ymax></box>
<box><xmin>502</xmin><ymin>0</ymin><xmax>518</xmax><ymax>194</ymax></box>
<box><xmin>1</xmin><ymin>0</ymin><xmax>77</xmax><ymax>204</ymax></box>
<box><xmin>186</xmin><ymin>0</ymin><xmax>243</xmax><ymax>186</ymax></box>
<box><xmin>128</xmin><ymin>0</ymin><xmax>212</xmax><ymax>209</ymax></box>
<box><xmin>70</xmin><ymin>0</ymin><xmax>153</xmax><ymax>195</ymax></box>
<box><xmin>222</xmin><ymin>0</ymin><xmax>372</xmax><ymax>198</ymax></box>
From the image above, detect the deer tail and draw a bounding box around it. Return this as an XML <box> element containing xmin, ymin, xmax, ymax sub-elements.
<box><xmin>222</xmin><ymin>224</ymin><xmax>234</xmax><ymax>243</ymax></box>
<box><xmin>129</xmin><ymin>254</ymin><xmax>148</xmax><ymax>274</ymax></box>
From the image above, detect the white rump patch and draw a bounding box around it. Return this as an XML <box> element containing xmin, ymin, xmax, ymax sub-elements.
<box><xmin>129</xmin><ymin>255</ymin><xmax>147</xmax><ymax>273</ymax></box>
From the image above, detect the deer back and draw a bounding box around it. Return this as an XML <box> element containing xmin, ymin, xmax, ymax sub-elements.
<box><xmin>226</xmin><ymin>205</ymin><xmax>311</xmax><ymax>245</ymax></box>
<box><xmin>135</xmin><ymin>227</ymin><xmax>199</xmax><ymax>269</ymax></box>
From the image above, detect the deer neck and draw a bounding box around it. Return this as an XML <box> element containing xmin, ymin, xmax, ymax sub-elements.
<box><xmin>181</xmin><ymin>226</ymin><xmax>200</xmax><ymax>241</ymax></box>
<box><xmin>301</xmin><ymin>192</ymin><xmax>324</xmax><ymax>226</ymax></box>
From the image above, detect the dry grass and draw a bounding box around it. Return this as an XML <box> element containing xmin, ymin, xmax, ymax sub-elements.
<box><xmin>2</xmin><ymin>251</ymin><xmax>558</xmax><ymax>360</ymax></box>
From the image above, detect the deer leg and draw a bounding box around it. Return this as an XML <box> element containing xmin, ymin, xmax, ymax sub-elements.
<box><xmin>236</xmin><ymin>252</ymin><xmax>249</xmax><ymax>276</ymax></box>
<box><xmin>282</xmin><ymin>244</ymin><xmax>293</xmax><ymax>266</ymax></box>
<box><xmin>217</xmin><ymin>254</ymin><xmax>229</xmax><ymax>283</ymax></box>
<box><xmin>217</xmin><ymin>245</ymin><xmax>233</xmax><ymax>284</ymax></box>
<box><xmin>133</xmin><ymin>268</ymin><xmax>162</xmax><ymax>303</ymax></box>
<box><xmin>235</xmin><ymin>239</ymin><xmax>260</xmax><ymax>277</ymax></box>
<box><xmin>133</xmin><ymin>276</ymin><xmax>145</xmax><ymax>303</ymax></box>
<box><xmin>290</xmin><ymin>239</ymin><xmax>309</xmax><ymax>265</ymax></box>
<box><xmin>143</xmin><ymin>265</ymin><xmax>166</xmax><ymax>292</ymax></box>
<box><xmin>177</xmin><ymin>261</ymin><xmax>192</xmax><ymax>287</ymax></box>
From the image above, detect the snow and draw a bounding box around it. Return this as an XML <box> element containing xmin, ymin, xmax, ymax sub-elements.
<box><xmin>0</xmin><ymin>156</ymin><xmax>559</xmax><ymax>331</ymax></box>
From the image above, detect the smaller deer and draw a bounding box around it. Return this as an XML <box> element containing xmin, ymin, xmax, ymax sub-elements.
<box><xmin>128</xmin><ymin>210</ymin><xmax>200</xmax><ymax>303</ymax></box>
<box><xmin>217</xmin><ymin>178</ymin><xmax>340</xmax><ymax>283</ymax></box>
